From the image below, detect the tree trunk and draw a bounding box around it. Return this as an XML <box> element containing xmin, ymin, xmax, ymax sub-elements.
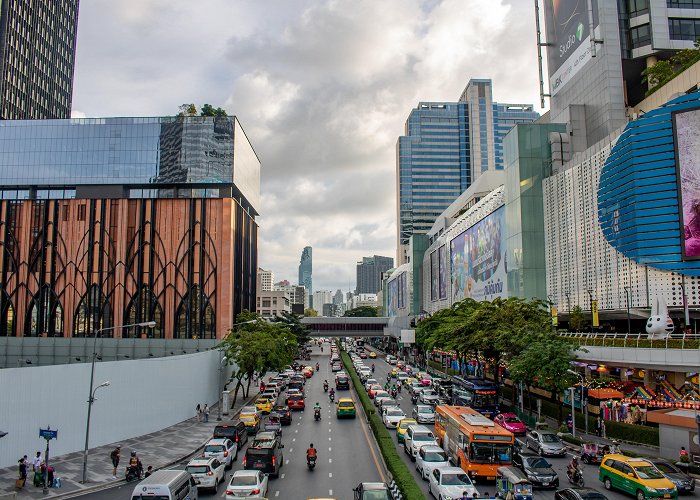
<box><xmin>231</xmin><ymin>379</ymin><xmax>243</xmax><ymax>406</ymax></box>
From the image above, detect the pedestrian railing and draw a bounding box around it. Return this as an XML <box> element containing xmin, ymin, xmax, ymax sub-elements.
<box><xmin>557</xmin><ymin>331</ymin><xmax>700</xmax><ymax>349</ymax></box>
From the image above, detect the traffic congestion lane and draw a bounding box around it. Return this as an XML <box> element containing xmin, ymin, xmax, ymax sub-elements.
<box><xmin>364</xmin><ymin>346</ymin><xmax>637</xmax><ymax>500</ymax></box>
<box><xmin>80</xmin><ymin>341</ymin><xmax>384</xmax><ymax>500</ymax></box>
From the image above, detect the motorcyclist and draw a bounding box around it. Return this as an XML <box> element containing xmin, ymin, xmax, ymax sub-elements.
<box><xmin>371</xmin><ymin>364</ymin><xmax>375</xmax><ymax>373</ymax></box>
<box><xmin>316</xmin><ymin>362</ymin><xmax>320</xmax><ymax>371</ymax></box>
<box><xmin>307</xmin><ymin>443</ymin><xmax>318</xmax><ymax>463</ymax></box>
<box><xmin>329</xmin><ymin>388</ymin><xmax>335</xmax><ymax>402</ymax></box>
<box><xmin>567</xmin><ymin>456</ymin><xmax>580</xmax><ymax>477</ymax></box>
<box><xmin>128</xmin><ymin>451</ymin><xmax>143</xmax><ymax>478</ymax></box>
<box><xmin>323</xmin><ymin>380</ymin><xmax>329</xmax><ymax>392</ymax></box>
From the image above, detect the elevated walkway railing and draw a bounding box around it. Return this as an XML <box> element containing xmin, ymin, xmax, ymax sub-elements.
<box><xmin>558</xmin><ymin>331</ymin><xmax>699</xmax><ymax>350</ymax></box>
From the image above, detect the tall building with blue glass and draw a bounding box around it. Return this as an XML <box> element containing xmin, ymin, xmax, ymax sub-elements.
<box><xmin>396</xmin><ymin>81</ymin><xmax>538</xmax><ymax>264</ymax></box>
<box><xmin>0</xmin><ymin>116</ymin><xmax>259</xmax><ymax>340</ymax></box>
<box><xmin>298</xmin><ymin>246</ymin><xmax>312</xmax><ymax>307</ymax></box>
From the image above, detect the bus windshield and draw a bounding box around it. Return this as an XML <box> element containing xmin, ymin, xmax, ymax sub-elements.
<box><xmin>468</xmin><ymin>443</ymin><xmax>512</xmax><ymax>464</ymax></box>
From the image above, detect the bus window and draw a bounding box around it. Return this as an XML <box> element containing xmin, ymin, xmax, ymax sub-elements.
<box><xmin>469</xmin><ymin>442</ymin><xmax>512</xmax><ymax>464</ymax></box>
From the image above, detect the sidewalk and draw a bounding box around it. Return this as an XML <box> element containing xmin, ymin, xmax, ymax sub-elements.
<box><xmin>0</xmin><ymin>392</ymin><xmax>257</xmax><ymax>499</ymax></box>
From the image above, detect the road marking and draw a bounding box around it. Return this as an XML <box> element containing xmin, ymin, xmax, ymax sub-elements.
<box><xmin>328</xmin><ymin>436</ymin><xmax>332</xmax><ymax>441</ymax></box>
<box><xmin>292</xmin><ymin>438</ymin><xmax>295</xmax><ymax>442</ymax></box>
<box><xmin>285</xmin><ymin>459</ymin><xmax>289</xmax><ymax>464</ymax></box>
<box><xmin>329</xmin><ymin>490</ymin><xmax>333</xmax><ymax>496</ymax></box>
<box><xmin>289</xmin><ymin>448</ymin><xmax>293</xmax><ymax>453</ymax></box>
<box><xmin>280</xmin><ymin>473</ymin><xmax>285</xmax><ymax>479</ymax></box>
<box><xmin>329</xmin><ymin>472</ymin><xmax>333</xmax><ymax>478</ymax></box>
<box><xmin>329</xmin><ymin>458</ymin><xmax>332</xmax><ymax>463</ymax></box>
<box><xmin>295</xmin><ymin>429</ymin><xmax>298</xmax><ymax>433</ymax></box>
<box><xmin>329</xmin><ymin>447</ymin><xmax>332</xmax><ymax>451</ymax></box>
<box><xmin>328</xmin><ymin>428</ymin><xmax>331</xmax><ymax>432</ymax></box>
<box><xmin>275</xmin><ymin>492</ymin><xmax>280</xmax><ymax>497</ymax></box>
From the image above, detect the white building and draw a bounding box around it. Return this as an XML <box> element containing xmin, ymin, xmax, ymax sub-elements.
<box><xmin>257</xmin><ymin>268</ymin><xmax>274</xmax><ymax>292</ymax></box>
<box><xmin>256</xmin><ymin>290</ymin><xmax>290</xmax><ymax>319</ymax></box>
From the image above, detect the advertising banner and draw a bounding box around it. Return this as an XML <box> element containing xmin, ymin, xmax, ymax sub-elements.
<box><xmin>543</xmin><ymin>0</ymin><xmax>599</xmax><ymax>96</ymax></box>
<box><xmin>438</xmin><ymin>245</ymin><xmax>447</xmax><ymax>300</ymax></box>
<box><xmin>400</xmin><ymin>329</ymin><xmax>415</xmax><ymax>344</ymax></box>
<box><xmin>398</xmin><ymin>272</ymin><xmax>406</xmax><ymax>310</ymax></box>
<box><xmin>674</xmin><ymin>107</ymin><xmax>700</xmax><ymax>260</ymax></box>
<box><xmin>430</xmin><ymin>251</ymin><xmax>438</xmax><ymax>301</ymax></box>
<box><xmin>387</xmin><ymin>275</ymin><xmax>399</xmax><ymax>317</ymax></box>
<box><xmin>450</xmin><ymin>205</ymin><xmax>507</xmax><ymax>301</ymax></box>
<box><xmin>592</xmin><ymin>300</ymin><xmax>599</xmax><ymax>327</ymax></box>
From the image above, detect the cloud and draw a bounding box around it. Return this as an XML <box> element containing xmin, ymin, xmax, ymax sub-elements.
<box><xmin>72</xmin><ymin>0</ymin><xmax>542</xmax><ymax>293</ymax></box>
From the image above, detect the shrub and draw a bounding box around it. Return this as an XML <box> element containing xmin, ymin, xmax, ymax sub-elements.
<box><xmin>560</xmin><ymin>434</ymin><xmax>584</xmax><ymax>446</ymax></box>
<box><xmin>341</xmin><ymin>351</ymin><xmax>424</xmax><ymax>500</ymax></box>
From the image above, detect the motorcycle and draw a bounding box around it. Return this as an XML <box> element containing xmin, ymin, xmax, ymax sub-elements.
<box><xmin>314</xmin><ymin>408</ymin><xmax>321</xmax><ymax>421</ymax></box>
<box><xmin>567</xmin><ymin>466</ymin><xmax>585</xmax><ymax>487</ymax></box>
<box><xmin>316</xmin><ymin>363</ymin><xmax>320</xmax><ymax>371</ymax></box>
<box><xmin>307</xmin><ymin>456</ymin><xmax>316</xmax><ymax>470</ymax></box>
<box><xmin>390</xmin><ymin>388</ymin><xmax>398</xmax><ymax>399</ymax></box>
<box><xmin>411</xmin><ymin>394</ymin><xmax>418</xmax><ymax>405</ymax></box>
<box><xmin>323</xmin><ymin>382</ymin><xmax>328</xmax><ymax>393</ymax></box>
<box><xmin>125</xmin><ymin>465</ymin><xmax>142</xmax><ymax>482</ymax></box>
<box><xmin>329</xmin><ymin>392</ymin><xmax>335</xmax><ymax>403</ymax></box>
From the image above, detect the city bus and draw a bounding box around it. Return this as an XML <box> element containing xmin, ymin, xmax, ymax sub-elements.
<box><xmin>434</xmin><ymin>405</ymin><xmax>514</xmax><ymax>481</ymax></box>
<box><xmin>451</xmin><ymin>376</ymin><xmax>499</xmax><ymax>418</ymax></box>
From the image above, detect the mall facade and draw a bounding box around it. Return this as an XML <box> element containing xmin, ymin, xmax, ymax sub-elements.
<box><xmin>0</xmin><ymin>116</ymin><xmax>259</xmax><ymax>340</ymax></box>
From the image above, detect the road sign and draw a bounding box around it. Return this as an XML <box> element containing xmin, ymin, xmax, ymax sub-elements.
<box><xmin>39</xmin><ymin>428</ymin><xmax>57</xmax><ymax>440</ymax></box>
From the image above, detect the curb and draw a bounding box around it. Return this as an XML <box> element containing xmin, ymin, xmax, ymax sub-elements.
<box><xmin>52</xmin><ymin>394</ymin><xmax>258</xmax><ymax>500</ymax></box>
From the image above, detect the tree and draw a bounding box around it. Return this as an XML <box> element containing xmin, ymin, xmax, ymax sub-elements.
<box><xmin>200</xmin><ymin>104</ymin><xmax>228</xmax><ymax>117</ymax></box>
<box><xmin>177</xmin><ymin>103</ymin><xmax>197</xmax><ymax>116</ymax></box>
<box><xmin>343</xmin><ymin>305</ymin><xmax>379</xmax><ymax>317</ymax></box>
<box><xmin>271</xmin><ymin>311</ymin><xmax>311</xmax><ymax>347</ymax></box>
<box><xmin>569</xmin><ymin>306</ymin><xmax>586</xmax><ymax>332</ymax></box>
<box><xmin>304</xmin><ymin>308</ymin><xmax>318</xmax><ymax>317</ymax></box>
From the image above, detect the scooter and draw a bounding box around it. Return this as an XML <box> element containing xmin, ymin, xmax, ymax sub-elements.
<box><xmin>411</xmin><ymin>393</ymin><xmax>419</xmax><ymax>405</ymax></box>
<box><xmin>125</xmin><ymin>465</ymin><xmax>142</xmax><ymax>482</ymax></box>
<box><xmin>329</xmin><ymin>392</ymin><xmax>335</xmax><ymax>403</ymax></box>
<box><xmin>567</xmin><ymin>466</ymin><xmax>585</xmax><ymax>487</ymax></box>
<box><xmin>314</xmin><ymin>408</ymin><xmax>321</xmax><ymax>421</ymax></box>
<box><xmin>323</xmin><ymin>382</ymin><xmax>328</xmax><ymax>393</ymax></box>
<box><xmin>307</xmin><ymin>456</ymin><xmax>316</xmax><ymax>470</ymax></box>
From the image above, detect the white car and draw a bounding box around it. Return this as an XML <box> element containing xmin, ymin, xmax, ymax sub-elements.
<box><xmin>382</xmin><ymin>407</ymin><xmax>407</xmax><ymax>428</ymax></box>
<box><xmin>185</xmin><ymin>457</ymin><xmax>225</xmax><ymax>492</ymax></box>
<box><xmin>419</xmin><ymin>389</ymin><xmax>440</xmax><ymax>405</ymax></box>
<box><xmin>386</xmin><ymin>355</ymin><xmax>396</xmax><ymax>364</ymax></box>
<box><xmin>202</xmin><ymin>438</ymin><xmax>237</xmax><ymax>468</ymax></box>
<box><xmin>396</xmin><ymin>372</ymin><xmax>409</xmax><ymax>384</ymax></box>
<box><xmin>374</xmin><ymin>394</ymin><xmax>391</xmax><ymax>408</ymax></box>
<box><xmin>225</xmin><ymin>469</ymin><xmax>269</xmax><ymax>498</ymax></box>
<box><xmin>416</xmin><ymin>445</ymin><xmax>449</xmax><ymax>480</ymax></box>
<box><xmin>428</xmin><ymin>466</ymin><xmax>479</xmax><ymax>499</ymax></box>
<box><xmin>404</xmin><ymin>425</ymin><xmax>439</xmax><ymax>460</ymax></box>
<box><xmin>364</xmin><ymin>378</ymin><xmax>378</xmax><ymax>390</ymax></box>
<box><xmin>413</xmin><ymin>404</ymin><xmax>436</xmax><ymax>424</ymax></box>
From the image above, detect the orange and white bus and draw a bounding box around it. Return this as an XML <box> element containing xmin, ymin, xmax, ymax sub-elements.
<box><xmin>435</xmin><ymin>405</ymin><xmax>514</xmax><ymax>481</ymax></box>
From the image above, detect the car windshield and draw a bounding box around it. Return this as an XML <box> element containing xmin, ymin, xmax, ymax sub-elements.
<box><xmin>441</xmin><ymin>472</ymin><xmax>471</xmax><ymax>486</ymax></box>
<box><xmin>634</xmin><ymin>466</ymin><xmax>665</xmax><ymax>480</ymax></box>
<box><xmin>241</xmin><ymin>407</ymin><xmax>257</xmax><ymax>414</ymax></box>
<box><xmin>363</xmin><ymin>491</ymin><xmax>391</xmax><ymax>500</ymax></box>
<box><xmin>289</xmin><ymin>395</ymin><xmax>303</xmax><ymax>401</ymax></box>
<box><xmin>231</xmin><ymin>475</ymin><xmax>258</xmax><ymax>486</ymax></box>
<box><xmin>423</xmin><ymin>390</ymin><xmax>437</xmax><ymax>396</ymax></box>
<box><xmin>387</xmin><ymin>409</ymin><xmax>404</xmax><ymax>416</ymax></box>
<box><xmin>339</xmin><ymin>402</ymin><xmax>354</xmax><ymax>408</ymax></box>
<box><xmin>526</xmin><ymin>457</ymin><xmax>551</xmax><ymax>468</ymax></box>
<box><xmin>413</xmin><ymin>432</ymin><xmax>435</xmax><ymax>441</ymax></box>
<box><xmin>418</xmin><ymin>407</ymin><xmax>433</xmax><ymax>414</ymax></box>
<box><xmin>185</xmin><ymin>465</ymin><xmax>209</xmax><ymax>474</ymax></box>
<box><xmin>424</xmin><ymin>451</ymin><xmax>447</xmax><ymax>462</ymax></box>
<box><xmin>469</xmin><ymin>443</ymin><xmax>512</xmax><ymax>464</ymax></box>
<box><xmin>504</xmin><ymin>417</ymin><xmax>520</xmax><ymax>423</ymax></box>
<box><xmin>204</xmin><ymin>445</ymin><xmax>224</xmax><ymax>453</ymax></box>
<box><xmin>540</xmin><ymin>434</ymin><xmax>560</xmax><ymax>443</ymax></box>
<box><xmin>652</xmin><ymin>462</ymin><xmax>677</xmax><ymax>473</ymax></box>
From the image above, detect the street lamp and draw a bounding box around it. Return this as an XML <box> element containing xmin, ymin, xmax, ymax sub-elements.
<box><xmin>0</xmin><ymin>430</ymin><xmax>7</xmax><ymax>438</ymax></box>
<box><xmin>624</xmin><ymin>287</ymin><xmax>631</xmax><ymax>334</ymax></box>
<box><xmin>568</xmin><ymin>369</ymin><xmax>588</xmax><ymax>436</ymax></box>
<box><xmin>81</xmin><ymin>320</ymin><xmax>156</xmax><ymax>484</ymax></box>
<box><xmin>217</xmin><ymin>351</ymin><xmax>229</xmax><ymax>421</ymax></box>
<box><xmin>586</xmin><ymin>289</ymin><xmax>594</xmax><ymax>334</ymax></box>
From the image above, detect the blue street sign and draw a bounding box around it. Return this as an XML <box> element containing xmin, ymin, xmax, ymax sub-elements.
<box><xmin>39</xmin><ymin>428</ymin><xmax>57</xmax><ymax>440</ymax></box>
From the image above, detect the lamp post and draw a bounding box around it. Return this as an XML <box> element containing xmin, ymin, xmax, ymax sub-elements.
<box><xmin>217</xmin><ymin>351</ymin><xmax>228</xmax><ymax>421</ymax></box>
<box><xmin>586</xmin><ymin>289</ymin><xmax>594</xmax><ymax>334</ymax></box>
<box><xmin>568</xmin><ymin>369</ymin><xmax>588</xmax><ymax>435</ymax></box>
<box><xmin>81</xmin><ymin>321</ymin><xmax>156</xmax><ymax>484</ymax></box>
<box><xmin>624</xmin><ymin>286</ymin><xmax>631</xmax><ymax>334</ymax></box>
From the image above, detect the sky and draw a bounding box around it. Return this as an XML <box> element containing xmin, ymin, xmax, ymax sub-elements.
<box><xmin>72</xmin><ymin>0</ymin><xmax>544</xmax><ymax>294</ymax></box>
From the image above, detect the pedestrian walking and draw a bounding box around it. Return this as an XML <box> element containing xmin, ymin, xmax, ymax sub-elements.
<box><xmin>203</xmin><ymin>404</ymin><xmax>209</xmax><ymax>422</ymax></box>
<box><xmin>16</xmin><ymin>457</ymin><xmax>27</xmax><ymax>489</ymax></box>
<box><xmin>31</xmin><ymin>451</ymin><xmax>41</xmax><ymax>472</ymax></box>
<box><xmin>601</xmin><ymin>419</ymin><xmax>606</xmax><ymax>438</ymax></box>
<box><xmin>196</xmin><ymin>403</ymin><xmax>202</xmax><ymax>422</ymax></box>
<box><xmin>566</xmin><ymin>414</ymin><xmax>573</xmax><ymax>434</ymax></box>
<box><xmin>110</xmin><ymin>445</ymin><xmax>121</xmax><ymax>479</ymax></box>
<box><xmin>595</xmin><ymin>416</ymin><xmax>602</xmax><ymax>437</ymax></box>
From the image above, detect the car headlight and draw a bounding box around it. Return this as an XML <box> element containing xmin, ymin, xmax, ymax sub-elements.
<box><xmin>646</xmin><ymin>488</ymin><xmax>658</xmax><ymax>494</ymax></box>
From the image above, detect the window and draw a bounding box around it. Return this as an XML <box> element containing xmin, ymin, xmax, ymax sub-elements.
<box><xmin>77</xmin><ymin>203</ymin><xmax>86</xmax><ymax>221</ymax></box>
<box><xmin>669</xmin><ymin>18</ymin><xmax>700</xmax><ymax>40</ymax></box>
<box><xmin>630</xmin><ymin>23</ymin><xmax>651</xmax><ymax>48</ymax></box>
<box><xmin>668</xmin><ymin>0</ymin><xmax>700</xmax><ymax>7</ymax></box>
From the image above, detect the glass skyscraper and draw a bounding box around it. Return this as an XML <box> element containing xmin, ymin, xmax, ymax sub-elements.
<box><xmin>298</xmin><ymin>246</ymin><xmax>312</xmax><ymax>306</ymax></box>
<box><xmin>0</xmin><ymin>0</ymin><xmax>80</xmax><ymax>119</ymax></box>
<box><xmin>356</xmin><ymin>255</ymin><xmax>394</xmax><ymax>294</ymax></box>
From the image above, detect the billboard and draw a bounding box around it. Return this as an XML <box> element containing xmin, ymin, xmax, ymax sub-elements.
<box><xmin>543</xmin><ymin>0</ymin><xmax>599</xmax><ymax>96</ymax></box>
<box><xmin>387</xmin><ymin>271</ymin><xmax>406</xmax><ymax>317</ymax></box>
<box><xmin>438</xmin><ymin>245</ymin><xmax>447</xmax><ymax>300</ymax></box>
<box><xmin>430</xmin><ymin>250</ymin><xmax>438</xmax><ymax>301</ymax></box>
<box><xmin>450</xmin><ymin>205</ymin><xmax>507</xmax><ymax>301</ymax></box>
<box><xmin>674</xmin><ymin>107</ymin><xmax>700</xmax><ymax>260</ymax></box>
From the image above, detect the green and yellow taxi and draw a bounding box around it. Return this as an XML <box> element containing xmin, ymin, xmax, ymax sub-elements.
<box><xmin>336</xmin><ymin>398</ymin><xmax>357</xmax><ymax>418</ymax></box>
<box><xmin>599</xmin><ymin>454</ymin><xmax>678</xmax><ymax>500</ymax></box>
<box><xmin>390</xmin><ymin>367</ymin><xmax>400</xmax><ymax>378</ymax></box>
<box><xmin>255</xmin><ymin>397</ymin><xmax>273</xmax><ymax>414</ymax></box>
<box><xmin>396</xmin><ymin>418</ymin><xmax>417</xmax><ymax>444</ymax></box>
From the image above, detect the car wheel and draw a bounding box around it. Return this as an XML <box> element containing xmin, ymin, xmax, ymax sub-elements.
<box><xmin>604</xmin><ymin>477</ymin><xmax>612</xmax><ymax>490</ymax></box>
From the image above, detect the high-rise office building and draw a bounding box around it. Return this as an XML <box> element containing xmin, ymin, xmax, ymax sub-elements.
<box><xmin>257</xmin><ymin>268</ymin><xmax>274</xmax><ymax>292</ymax></box>
<box><xmin>298</xmin><ymin>246</ymin><xmax>312</xmax><ymax>306</ymax></box>
<box><xmin>0</xmin><ymin>115</ymin><xmax>259</xmax><ymax>339</ymax></box>
<box><xmin>356</xmin><ymin>255</ymin><xmax>394</xmax><ymax>294</ymax></box>
<box><xmin>333</xmin><ymin>290</ymin><xmax>344</xmax><ymax>305</ymax></box>
<box><xmin>396</xmin><ymin>82</ymin><xmax>538</xmax><ymax>264</ymax></box>
<box><xmin>0</xmin><ymin>0</ymin><xmax>80</xmax><ymax>119</ymax></box>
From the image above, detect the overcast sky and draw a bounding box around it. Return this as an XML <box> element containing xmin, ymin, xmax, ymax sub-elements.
<box><xmin>72</xmin><ymin>0</ymin><xmax>545</xmax><ymax>294</ymax></box>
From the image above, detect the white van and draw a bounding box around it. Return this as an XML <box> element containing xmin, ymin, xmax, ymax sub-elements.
<box><xmin>131</xmin><ymin>470</ymin><xmax>198</xmax><ymax>500</ymax></box>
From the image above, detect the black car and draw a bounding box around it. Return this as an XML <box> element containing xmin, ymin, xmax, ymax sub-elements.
<box><xmin>212</xmin><ymin>421</ymin><xmax>248</xmax><ymax>449</ymax></box>
<box><xmin>271</xmin><ymin>405</ymin><xmax>292</xmax><ymax>425</ymax></box>
<box><xmin>288</xmin><ymin>379</ymin><xmax>305</xmax><ymax>392</ymax></box>
<box><xmin>244</xmin><ymin>436</ymin><xmax>284</xmax><ymax>478</ymax></box>
<box><xmin>513</xmin><ymin>454</ymin><xmax>559</xmax><ymax>488</ymax></box>
<box><xmin>335</xmin><ymin>375</ymin><xmax>350</xmax><ymax>390</ymax></box>
<box><xmin>554</xmin><ymin>487</ymin><xmax>609</xmax><ymax>500</ymax></box>
<box><xmin>643</xmin><ymin>459</ymin><xmax>695</xmax><ymax>494</ymax></box>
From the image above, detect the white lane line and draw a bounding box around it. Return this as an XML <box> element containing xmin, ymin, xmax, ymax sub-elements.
<box><xmin>329</xmin><ymin>458</ymin><xmax>332</xmax><ymax>463</ymax></box>
<box><xmin>285</xmin><ymin>459</ymin><xmax>289</xmax><ymax>464</ymax></box>
<box><xmin>328</xmin><ymin>428</ymin><xmax>331</xmax><ymax>432</ymax></box>
<box><xmin>329</xmin><ymin>490</ymin><xmax>333</xmax><ymax>496</ymax></box>
<box><xmin>295</xmin><ymin>429</ymin><xmax>298</xmax><ymax>433</ymax></box>
<box><xmin>328</xmin><ymin>472</ymin><xmax>333</xmax><ymax>478</ymax></box>
<box><xmin>328</xmin><ymin>436</ymin><xmax>332</xmax><ymax>441</ymax></box>
<box><xmin>289</xmin><ymin>448</ymin><xmax>293</xmax><ymax>453</ymax></box>
<box><xmin>275</xmin><ymin>492</ymin><xmax>280</xmax><ymax>497</ymax></box>
<box><xmin>280</xmin><ymin>473</ymin><xmax>285</xmax><ymax>479</ymax></box>
<box><xmin>292</xmin><ymin>438</ymin><xmax>295</xmax><ymax>442</ymax></box>
<box><xmin>329</xmin><ymin>447</ymin><xmax>332</xmax><ymax>451</ymax></box>
<box><xmin>297</xmin><ymin>422</ymin><xmax>300</xmax><ymax>426</ymax></box>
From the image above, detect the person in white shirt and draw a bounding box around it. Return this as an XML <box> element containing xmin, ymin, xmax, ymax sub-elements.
<box><xmin>31</xmin><ymin>452</ymin><xmax>41</xmax><ymax>472</ymax></box>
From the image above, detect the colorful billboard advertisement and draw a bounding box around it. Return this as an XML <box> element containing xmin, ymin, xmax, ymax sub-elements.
<box><xmin>674</xmin><ymin>107</ymin><xmax>700</xmax><ymax>260</ymax></box>
<box><xmin>543</xmin><ymin>0</ymin><xmax>599</xmax><ymax>96</ymax></box>
<box><xmin>387</xmin><ymin>271</ymin><xmax>406</xmax><ymax>317</ymax></box>
<box><xmin>438</xmin><ymin>245</ymin><xmax>447</xmax><ymax>300</ymax></box>
<box><xmin>430</xmin><ymin>251</ymin><xmax>438</xmax><ymax>301</ymax></box>
<box><xmin>450</xmin><ymin>206</ymin><xmax>507</xmax><ymax>301</ymax></box>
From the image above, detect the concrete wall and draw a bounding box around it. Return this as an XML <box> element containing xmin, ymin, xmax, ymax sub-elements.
<box><xmin>0</xmin><ymin>350</ymin><xmax>228</xmax><ymax>469</ymax></box>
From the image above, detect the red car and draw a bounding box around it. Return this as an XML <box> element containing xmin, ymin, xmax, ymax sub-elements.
<box><xmin>286</xmin><ymin>394</ymin><xmax>305</xmax><ymax>410</ymax></box>
<box><xmin>367</xmin><ymin>384</ymin><xmax>383</xmax><ymax>399</ymax></box>
<box><xmin>494</xmin><ymin>412</ymin><xmax>526</xmax><ymax>436</ymax></box>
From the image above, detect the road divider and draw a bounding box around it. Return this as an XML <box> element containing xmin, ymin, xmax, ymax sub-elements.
<box><xmin>341</xmin><ymin>350</ymin><xmax>423</xmax><ymax>500</ymax></box>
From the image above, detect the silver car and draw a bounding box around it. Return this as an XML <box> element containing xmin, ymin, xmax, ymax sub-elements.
<box><xmin>419</xmin><ymin>389</ymin><xmax>440</xmax><ymax>405</ymax></box>
<box><xmin>428</xmin><ymin>466</ymin><xmax>479</xmax><ymax>499</ymax></box>
<box><xmin>526</xmin><ymin>431</ymin><xmax>567</xmax><ymax>456</ymax></box>
<box><xmin>416</xmin><ymin>445</ymin><xmax>449</xmax><ymax>480</ymax></box>
<box><xmin>413</xmin><ymin>404</ymin><xmax>435</xmax><ymax>424</ymax></box>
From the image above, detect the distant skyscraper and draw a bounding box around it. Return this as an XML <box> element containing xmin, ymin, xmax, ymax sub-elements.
<box><xmin>333</xmin><ymin>290</ymin><xmax>344</xmax><ymax>305</ymax></box>
<box><xmin>257</xmin><ymin>268</ymin><xmax>274</xmax><ymax>292</ymax></box>
<box><xmin>298</xmin><ymin>246</ymin><xmax>312</xmax><ymax>306</ymax></box>
<box><xmin>0</xmin><ymin>0</ymin><xmax>80</xmax><ymax>119</ymax></box>
<box><xmin>356</xmin><ymin>255</ymin><xmax>394</xmax><ymax>294</ymax></box>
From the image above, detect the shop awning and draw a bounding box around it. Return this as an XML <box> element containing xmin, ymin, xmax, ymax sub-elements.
<box><xmin>588</xmin><ymin>388</ymin><xmax>624</xmax><ymax>399</ymax></box>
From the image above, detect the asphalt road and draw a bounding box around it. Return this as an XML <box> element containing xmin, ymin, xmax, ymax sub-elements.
<box><xmin>365</xmin><ymin>346</ymin><xmax>647</xmax><ymax>500</ymax></box>
<box><xmin>78</xmin><ymin>341</ymin><xmax>385</xmax><ymax>499</ymax></box>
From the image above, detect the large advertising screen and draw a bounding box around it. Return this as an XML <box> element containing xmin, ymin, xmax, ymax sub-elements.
<box><xmin>450</xmin><ymin>206</ymin><xmax>507</xmax><ymax>301</ymax></box>
<box><xmin>387</xmin><ymin>272</ymin><xmax>406</xmax><ymax>316</ymax></box>
<box><xmin>674</xmin><ymin>107</ymin><xmax>700</xmax><ymax>260</ymax></box>
<box><xmin>438</xmin><ymin>245</ymin><xmax>447</xmax><ymax>300</ymax></box>
<box><xmin>543</xmin><ymin>0</ymin><xmax>599</xmax><ymax>96</ymax></box>
<box><xmin>430</xmin><ymin>251</ymin><xmax>438</xmax><ymax>301</ymax></box>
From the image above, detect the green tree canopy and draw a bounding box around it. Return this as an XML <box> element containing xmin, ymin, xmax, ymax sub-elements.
<box><xmin>343</xmin><ymin>305</ymin><xmax>379</xmax><ymax>317</ymax></box>
<box><xmin>200</xmin><ymin>103</ymin><xmax>228</xmax><ymax>117</ymax></box>
<box><xmin>568</xmin><ymin>305</ymin><xmax>586</xmax><ymax>332</ymax></box>
<box><xmin>304</xmin><ymin>308</ymin><xmax>318</xmax><ymax>317</ymax></box>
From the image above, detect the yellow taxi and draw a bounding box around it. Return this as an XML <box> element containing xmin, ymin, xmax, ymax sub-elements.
<box><xmin>599</xmin><ymin>454</ymin><xmax>678</xmax><ymax>499</ymax></box>
<box><xmin>396</xmin><ymin>418</ymin><xmax>417</xmax><ymax>444</ymax></box>
<box><xmin>390</xmin><ymin>367</ymin><xmax>400</xmax><ymax>378</ymax></box>
<box><xmin>405</xmin><ymin>377</ymin><xmax>418</xmax><ymax>386</ymax></box>
<box><xmin>240</xmin><ymin>413</ymin><xmax>260</xmax><ymax>434</ymax></box>
<box><xmin>336</xmin><ymin>398</ymin><xmax>357</xmax><ymax>418</ymax></box>
<box><xmin>255</xmin><ymin>397</ymin><xmax>273</xmax><ymax>414</ymax></box>
<box><xmin>368</xmin><ymin>352</ymin><xmax>377</xmax><ymax>359</ymax></box>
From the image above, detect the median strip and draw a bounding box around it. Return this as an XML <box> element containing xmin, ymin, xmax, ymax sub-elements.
<box><xmin>341</xmin><ymin>350</ymin><xmax>424</xmax><ymax>500</ymax></box>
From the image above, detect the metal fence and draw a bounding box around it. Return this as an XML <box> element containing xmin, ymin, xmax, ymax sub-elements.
<box><xmin>557</xmin><ymin>331</ymin><xmax>700</xmax><ymax>349</ymax></box>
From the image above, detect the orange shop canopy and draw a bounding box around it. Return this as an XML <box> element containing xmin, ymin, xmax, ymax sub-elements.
<box><xmin>588</xmin><ymin>388</ymin><xmax>624</xmax><ymax>399</ymax></box>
